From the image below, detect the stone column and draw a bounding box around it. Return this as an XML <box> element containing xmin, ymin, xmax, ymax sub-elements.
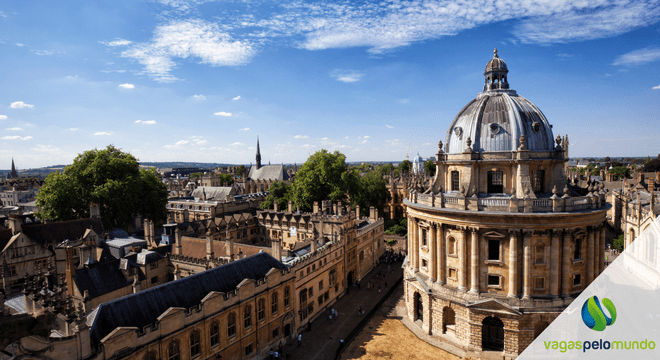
<box><xmin>413</xmin><ymin>219</ymin><xmax>420</xmax><ymax>272</ymax></box>
<box><xmin>507</xmin><ymin>229</ymin><xmax>518</xmax><ymax>298</ymax></box>
<box><xmin>429</xmin><ymin>223</ymin><xmax>437</xmax><ymax>282</ymax></box>
<box><xmin>437</xmin><ymin>224</ymin><xmax>445</xmax><ymax>285</ymax></box>
<box><xmin>458</xmin><ymin>227</ymin><xmax>468</xmax><ymax>292</ymax></box>
<box><xmin>587</xmin><ymin>229</ymin><xmax>594</xmax><ymax>284</ymax></box>
<box><xmin>522</xmin><ymin>230</ymin><xmax>532</xmax><ymax>299</ymax></box>
<box><xmin>593</xmin><ymin>225</ymin><xmax>600</xmax><ymax>277</ymax></box>
<box><xmin>550</xmin><ymin>230</ymin><xmax>561</xmax><ymax>298</ymax></box>
<box><xmin>407</xmin><ymin>217</ymin><xmax>413</xmax><ymax>268</ymax></box>
<box><xmin>600</xmin><ymin>226</ymin><xmax>606</xmax><ymax>273</ymax></box>
<box><xmin>561</xmin><ymin>231</ymin><xmax>572</xmax><ymax>297</ymax></box>
<box><xmin>469</xmin><ymin>227</ymin><xmax>479</xmax><ymax>294</ymax></box>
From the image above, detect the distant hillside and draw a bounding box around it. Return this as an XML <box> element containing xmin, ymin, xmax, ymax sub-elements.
<box><xmin>139</xmin><ymin>162</ymin><xmax>239</xmax><ymax>169</ymax></box>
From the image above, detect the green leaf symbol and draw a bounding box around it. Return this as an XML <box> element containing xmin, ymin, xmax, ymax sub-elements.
<box><xmin>587</xmin><ymin>297</ymin><xmax>607</xmax><ymax>331</ymax></box>
<box><xmin>602</xmin><ymin>298</ymin><xmax>617</xmax><ymax>326</ymax></box>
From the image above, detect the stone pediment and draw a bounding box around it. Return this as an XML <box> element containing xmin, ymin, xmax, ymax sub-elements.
<box><xmin>466</xmin><ymin>298</ymin><xmax>521</xmax><ymax>316</ymax></box>
<box><xmin>482</xmin><ymin>230</ymin><xmax>506</xmax><ymax>238</ymax></box>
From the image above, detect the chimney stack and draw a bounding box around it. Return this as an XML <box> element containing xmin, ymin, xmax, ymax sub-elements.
<box><xmin>174</xmin><ymin>226</ymin><xmax>182</xmax><ymax>255</ymax></box>
<box><xmin>226</xmin><ymin>231</ymin><xmax>234</xmax><ymax>262</ymax></box>
<box><xmin>206</xmin><ymin>230</ymin><xmax>214</xmax><ymax>260</ymax></box>
<box><xmin>90</xmin><ymin>203</ymin><xmax>100</xmax><ymax>219</ymax></box>
<box><xmin>65</xmin><ymin>247</ymin><xmax>77</xmax><ymax>297</ymax></box>
<box><xmin>356</xmin><ymin>205</ymin><xmax>361</xmax><ymax>219</ymax></box>
<box><xmin>274</xmin><ymin>201</ymin><xmax>279</xmax><ymax>212</ymax></box>
<box><xmin>288</xmin><ymin>200</ymin><xmax>293</xmax><ymax>213</ymax></box>
<box><xmin>271</xmin><ymin>237</ymin><xmax>282</xmax><ymax>261</ymax></box>
<box><xmin>313</xmin><ymin>201</ymin><xmax>319</xmax><ymax>214</ymax></box>
<box><xmin>369</xmin><ymin>206</ymin><xmax>378</xmax><ymax>221</ymax></box>
<box><xmin>8</xmin><ymin>214</ymin><xmax>22</xmax><ymax>235</ymax></box>
<box><xmin>337</xmin><ymin>201</ymin><xmax>343</xmax><ymax>216</ymax></box>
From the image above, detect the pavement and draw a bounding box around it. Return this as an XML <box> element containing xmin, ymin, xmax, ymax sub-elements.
<box><xmin>278</xmin><ymin>259</ymin><xmax>404</xmax><ymax>360</ymax></box>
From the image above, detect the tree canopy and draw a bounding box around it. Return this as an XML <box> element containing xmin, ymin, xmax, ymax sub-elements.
<box><xmin>424</xmin><ymin>160</ymin><xmax>436</xmax><ymax>176</ymax></box>
<box><xmin>36</xmin><ymin>145</ymin><xmax>168</xmax><ymax>230</ymax></box>
<box><xmin>398</xmin><ymin>160</ymin><xmax>412</xmax><ymax>174</ymax></box>
<box><xmin>642</xmin><ymin>158</ymin><xmax>660</xmax><ymax>173</ymax></box>
<box><xmin>260</xmin><ymin>181</ymin><xmax>291</xmax><ymax>210</ymax></box>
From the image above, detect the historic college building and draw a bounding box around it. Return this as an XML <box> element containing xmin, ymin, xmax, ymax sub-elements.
<box><xmin>403</xmin><ymin>50</ymin><xmax>610</xmax><ymax>358</ymax></box>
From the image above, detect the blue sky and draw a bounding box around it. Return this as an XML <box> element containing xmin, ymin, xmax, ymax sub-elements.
<box><xmin>1</xmin><ymin>0</ymin><xmax>659</xmax><ymax>168</ymax></box>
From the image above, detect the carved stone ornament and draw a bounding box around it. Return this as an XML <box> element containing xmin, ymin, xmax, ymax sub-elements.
<box><xmin>518</xmin><ymin>134</ymin><xmax>527</xmax><ymax>150</ymax></box>
<box><xmin>454</xmin><ymin>127</ymin><xmax>463</xmax><ymax>137</ymax></box>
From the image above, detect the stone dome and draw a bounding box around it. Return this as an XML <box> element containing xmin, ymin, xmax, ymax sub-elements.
<box><xmin>444</xmin><ymin>50</ymin><xmax>555</xmax><ymax>154</ymax></box>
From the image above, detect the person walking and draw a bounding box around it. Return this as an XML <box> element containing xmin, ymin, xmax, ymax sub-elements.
<box><xmin>329</xmin><ymin>314</ymin><xmax>333</xmax><ymax>324</ymax></box>
<box><xmin>297</xmin><ymin>333</ymin><xmax>301</xmax><ymax>347</ymax></box>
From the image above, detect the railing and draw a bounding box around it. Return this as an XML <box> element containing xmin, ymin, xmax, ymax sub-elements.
<box><xmin>409</xmin><ymin>191</ymin><xmax>606</xmax><ymax>214</ymax></box>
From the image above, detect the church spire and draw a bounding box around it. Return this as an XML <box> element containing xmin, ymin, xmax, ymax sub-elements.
<box><xmin>255</xmin><ymin>137</ymin><xmax>262</xmax><ymax>169</ymax></box>
<box><xmin>10</xmin><ymin>158</ymin><xmax>18</xmax><ymax>179</ymax></box>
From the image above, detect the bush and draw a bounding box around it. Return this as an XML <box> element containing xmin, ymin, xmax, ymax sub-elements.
<box><xmin>612</xmin><ymin>234</ymin><xmax>624</xmax><ymax>252</ymax></box>
<box><xmin>385</xmin><ymin>239</ymin><xmax>397</xmax><ymax>246</ymax></box>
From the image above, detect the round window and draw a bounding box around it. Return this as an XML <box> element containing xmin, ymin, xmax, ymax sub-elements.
<box><xmin>453</xmin><ymin>127</ymin><xmax>463</xmax><ymax>137</ymax></box>
<box><xmin>532</xmin><ymin>122</ymin><xmax>540</xmax><ymax>133</ymax></box>
<box><xmin>490</xmin><ymin>123</ymin><xmax>500</xmax><ymax>134</ymax></box>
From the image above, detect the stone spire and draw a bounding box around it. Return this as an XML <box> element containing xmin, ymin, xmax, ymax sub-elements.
<box><xmin>255</xmin><ymin>137</ymin><xmax>262</xmax><ymax>170</ymax></box>
<box><xmin>10</xmin><ymin>157</ymin><xmax>18</xmax><ymax>179</ymax></box>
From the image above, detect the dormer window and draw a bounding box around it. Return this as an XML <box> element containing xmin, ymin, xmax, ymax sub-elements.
<box><xmin>487</xmin><ymin>171</ymin><xmax>504</xmax><ymax>193</ymax></box>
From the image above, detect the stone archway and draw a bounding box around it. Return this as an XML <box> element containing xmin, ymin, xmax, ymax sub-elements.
<box><xmin>482</xmin><ymin>316</ymin><xmax>504</xmax><ymax>351</ymax></box>
<box><xmin>442</xmin><ymin>306</ymin><xmax>455</xmax><ymax>335</ymax></box>
<box><xmin>414</xmin><ymin>292</ymin><xmax>423</xmax><ymax>322</ymax></box>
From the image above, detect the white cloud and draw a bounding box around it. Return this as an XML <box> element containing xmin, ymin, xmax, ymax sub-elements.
<box><xmin>69</xmin><ymin>128</ymin><xmax>79</xmax><ymax>131</ymax></box>
<box><xmin>175</xmin><ymin>140</ymin><xmax>189</xmax><ymax>146</ymax></box>
<box><xmin>344</xmin><ymin>136</ymin><xmax>349</xmax><ymax>139</ymax></box>
<box><xmin>101</xmin><ymin>69</ymin><xmax>127</xmax><ymax>73</ymax></box>
<box><xmin>239</xmin><ymin>127</ymin><xmax>250</xmax><ymax>131</ymax></box>
<box><xmin>214</xmin><ymin>111</ymin><xmax>232</xmax><ymax>117</ymax></box>
<box><xmin>0</xmin><ymin>115</ymin><xmax>7</xmax><ymax>120</ymax></box>
<box><xmin>5</xmin><ymin>127</ymin><xmax>23</xmax><ymax>131</ymax></box>
<box><xmin>230</xmin><ymin>142</ymin><xmax>244</xmax><ymax>146</ymax></box>
<box><xmin>232</xmin><ymin>95</ymin><xmax>241</xmax><ymax>100</ymax></box>
<box><xmin>33</xmin><ymin>50</ymin><xmax>53</xmax><ymax>56</ymax></box>
<box><xmin>135</xmin><ymin>120</ymin><xmax>157</xmax><ymax>124</ymax></box>
<box><xmin>385</xmin><ymin>124</ymin><xmax>394</xmax><ymax>128</ymax></box>
<box><xmin>332</xmin><ymin>70</ymin><xmax>363</xmax><ymax>83</ymax></box>
<box><xmin>1</xmin><ymin>135</ymin><xmax>32</xmax><ymax>141</ymax></box>
<box><xmin>16</xmin><ymin>43</ymin><xmax>25</xmax><ymax>47</ymax></box>
<box><xmin>613</xmin><ymin>46</ymin><xmax>660</xmax><ymax>66</ymax></box>
<box><xmin>103</xmin><ymin>39</ymin><xmax>132</xmax><ymax>47</ymax></box>
<box><xmin>118</xmin><ymin>83</ymin><xmax>135</xmax><ymax>89</ymax></box>
<box><xmin>190</xmin><ymin>137</ymin><xmax>207</xmax><ymax>145</ymax></box>
<box><xmin>363</xmin><ymin>136</ymin><xmax>370</xmax><ymax>139</ymax></box>
<box><xmin>10</xmin><ymin>101</ymin><xmax>34</xmax><ymax>109</ymax></box>
<box><xmin>94</xmin><ymin>132</ymin><xmax>111</xmax><ymax>136</ymax></box>
<box><xmin>294</xmin><ymin>135</ymin><xmax>309</xmax><ymax>139</ymax></box>
<box><xmin>193</xmin><ymin>94</ymin><xmax>206</xmax><ymax>100</ymax></box>
<box><xmin>32</xmin><ymin>144</ymin><xmax>60</xmax><ymax>153</ymax></box>
<box><xmin>653</xmin><ymin>85</ymin><xmax>660</xmax><ymax>90</ymax></box>
<box><xmin>397</xmin><ymin>99</ymin><xmax>410</xmax><ymax>104</ymax></box>
<box><xmin>120</xmin><ymin>19</ymin><xmax>255</xmax><ymax>82</ymax></box>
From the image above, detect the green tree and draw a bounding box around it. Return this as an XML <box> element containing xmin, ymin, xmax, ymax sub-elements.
<box><xmin>398</xmin><ymin>160</ymin><xmax>412</xmax><ymax>174</ymax></box>
<box><xmin>377</xmin><ymin>163</ymin><xmax>396</xmax><ymax>176</ymax></box>
<box><xmin>350</xmin><ymin>169</ymin><xmax>391</xmax><ymax>217</ymax></box>
<box><xmin>289</xmin><ymin>150</ymin><xmax>354</xmax><ymax>212</ymax></box>
<box><xmin>424</xmin><ymin>160</ymin><xmax>436</xmax><ymax>176</ymax></box>
<box><xmin>36</xmin><ymin>145</ymin><xmax>168</xmax><ymax>230</ymax></box>
<box><xmin>608</xmin><ymin>166</ymin><xmax>630</xmax><ymax>180</ymax></box>
<box><xmin>260</xmin><ymin>181</ymin><xmax>291</xmax><ymax>210</ymax></box>
<box><xmin>217</xmin><ymin>173</ymin><xmax>234</xmax><ymax>186</ymax></box>
<box><xmin>642</xmin><ymin>158</ymin><xmax>660</xmax><ymax>172</ymax></box>
<box><xmin>235</xmin><ymin>165</ymin><xmax>248</xmax><ymax>178</ymax></box>
<box><xmin>189</xmin><ymin>172</ymin><xmax>204</xmax><ymax>179</ymax></box>
<box><xmin>612</xmin><ymin>234</ymin><xmax>624</xmax><ymax>252</ymax></box>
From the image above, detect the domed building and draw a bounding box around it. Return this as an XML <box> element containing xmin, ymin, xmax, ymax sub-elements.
<box><xmin>403</xmin><ymin>49</ymin><xmax>610</xmax><ymax>358</ymax></box>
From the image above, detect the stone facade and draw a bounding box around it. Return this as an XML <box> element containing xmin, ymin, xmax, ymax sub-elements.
<box><xmin>404</xmin><ymin>50</ymin><xmax>609</xmax><ymax>359</ymax></box>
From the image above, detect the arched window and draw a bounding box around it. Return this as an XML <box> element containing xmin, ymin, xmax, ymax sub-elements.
<box><xmin>451</xmin><ymin>171</ymin><xmax>460</xmax><ymax>191</ymax></box>
<box><xmin>284</xmin><ymin>286</ymin><xmax>291</xmax><ymax>307</ymax></box>
<box><xmin>299</xmin><ymin>288</ymin><xmax>308</xmax><ymax>305</ymax></box>
<box><xmin>487</xmin><ymin>170</ymin><xmax>504</xmax><ymax>193</ymax></box>
<box><xmin>210</xmin><ymin>321</ymin><xmax>220</xmax><ymax>347</ymax></box>
<box><xmin>448</xmin><ymin>237</ymin><xmax>456</xmax><ymax>255</ymax></box>
<box><xmin>168</xmin><ymin>340</ymin><xmax>180</xmax><ymax>360</ymax></box>
<box><xmin>227</xmin><ymin>312</ymin><xmax>236</xmax><ymax>338</ymax></box>
<box><xmin>533</xmin><ymin>170</ymin><xmax>545</xmax><ymax>192</ymax></box>
<box><xmin>482</xmin><ymin>317</ymin><xmax>504</xmax><ymax>351</ymax></box>
<box><xmin>414</xmin><ymin>292</ymin><xmax>423</xmax><ymax>321</ymax></box>
<box><xmin>244</xmin><ymin>305</ymin><xmax>252</xmax><ymax>328</ymax></box>
<box><xmin>258</xmin><ymin>298</ymin><xmax>266</xmax><ymax>321</ymax></box>
<box><xmin>143</xmin><ymin>351</ymin><xmax>157</xmax><ymax>360</ymax></box>
<box><xmin>271</xmin><ymin>291</ymin><xmax>279</xmax><ymax>314</ymax></box>
<box><xmin>190</xmin><ymin>329</ymin><xmax>201</xmax><ymax>357</ymax></box>
<box><xmin>573</xmin><ymin>238</ymin><xmax>582</xmax><ymax>260</ymax></box>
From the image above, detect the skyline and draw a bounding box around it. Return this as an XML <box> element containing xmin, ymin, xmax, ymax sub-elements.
<box><xmin>1</xmin><ymin>0</ymin><xmax>660</xmax><ymax>168</ymax></box>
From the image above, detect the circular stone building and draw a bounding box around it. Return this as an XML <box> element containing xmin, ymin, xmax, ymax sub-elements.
<box><xmin>403</xmin><ymin>49</ymin><xmax>610</xmax><ymax>359</ymax></box>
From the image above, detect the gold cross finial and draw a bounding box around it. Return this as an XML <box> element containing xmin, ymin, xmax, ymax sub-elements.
<box><xmin>494</xmin><ymin>48</ymin><xmax>498</xmax><ymax>57</ymax></box>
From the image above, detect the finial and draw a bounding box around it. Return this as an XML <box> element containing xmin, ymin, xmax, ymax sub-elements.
<box><xmin>438</xmin><ymin>140</ymin><xmax>443</xmax><ymax>151</ymax></box>
<box><xmin>493</xmin><ymin>48</ymin><xmax>498</xmax><ymax>57</ymax></box>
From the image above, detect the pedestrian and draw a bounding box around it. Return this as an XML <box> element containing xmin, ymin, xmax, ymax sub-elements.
<box><xmin>298</xmin><ymin>334</ymin><xmax>301</xmax><ymax>346</ymax></box>
<box><xmin>388</xmin><ymin>264</ymin><xmax>391</xmax><ymax>273</ymax></box>
<box><xmin>329</xmin><ymin>314</ymin><xmax>333</xmax><ymax>324</ymax></box>
<box><xmin>274</xmin><ymin>351</ymin><xmax>279</xmax><ymax>359</ymax></box>
<box><xmin>270</xmin><ymin>349</ymin><xmax>274</xmax><ymax>360</ymax></box>
<box><xmin>378</xmin><ymin>286</ymin><xmax>381</xmax><ymax>294</ymax></box>
<box><xmin>385</xmin><ymin>281</ymin><xmax>388</xmax><ymax>289</ymax></box>
<box><xmin>358</xmin><ymin>307</ymin><xmax>363</xmax><ymax>316</ymax></box>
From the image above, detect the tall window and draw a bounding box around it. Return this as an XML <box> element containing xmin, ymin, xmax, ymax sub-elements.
<box><xmin>227</xmin><ymin>312</ymin><xmax>236</xmax><ymax>338</ymax></box>
<box><xmin>533</xmin><ymin>170</ymin><xmax>545</xmax><ymax>192</ymax></box>
<box><xmin>168</xmin><ymin>340</ymin><xmax>180</xmax><ymax>360</ymax></box>
<box><xmin>535</xmin><ymin>243</ymin><xmax>545</xmax><ymax>264</ymax></box>
<box><xmin>258</xmin><ymin>298</ymin><xmax>265</xmax><ymax>321</ymax></box>
<box><xmin>422</xmin><ymin>229</ymin><xmax>428</xmax><ymax>247</ymax></box>
<box><xmin>573</xmin><ymin>238</ymin><xmax>582</xmax><ymax>260</ymax></box>
<box><xmin>448</xmin><ymin>237</ymin><xmax>456</xmax><ymax>255</ymax></box>
<box><xmin>244</xmin><ymin>305</ymin><xmax>252</xmax><ymax>328</ymax></box>
<box><xmin>451</xmin><ymin>171</ymin><xmax>460</xmax><ymax>191</ymax></box>
<box><xmin>271</xmin><ymin>291</ymin><xmax>279</xmax><ymax>314</ymax></box>
<box><xmin>210</xmin><ymin>321</ymin><xmax>219</xmax><ymax>347</ymax></box>
<box><xmin>488</xmin><ymin>239</ymin><xmax>500</xmax><ymax>261</ymax></box>
<box><xmin>487</xmin><ymin>170</ymin><xmax>504</xmax><ymax>193</ymax></box>
<box><xmin>190</xmin><ymin>330</ymin><xmax>201</xmax><ymax>357</ymax></box>
<box><xmin>284</xmin><ymin>286</ymin><xmax>291</xmax><ymax>307</ymax></box>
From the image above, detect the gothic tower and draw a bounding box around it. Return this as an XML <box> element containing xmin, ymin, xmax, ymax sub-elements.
<box><xmin>10</xmin><ymin>158</ymin><xmax>18</xmax><ymax>179</ymax></box>
<box><xmin>255</xmin><ymin>137</ymin><xmax>262</xmax><ymax>170</ymax></box>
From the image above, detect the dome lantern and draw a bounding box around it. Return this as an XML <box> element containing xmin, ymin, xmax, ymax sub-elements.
<box><xmin>484</xmin><ymin>48</ymin><xmax>509</xmax><ymax>91</ymax></box>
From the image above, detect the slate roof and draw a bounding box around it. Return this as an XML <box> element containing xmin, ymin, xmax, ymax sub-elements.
<box><xmin>179</xmin><ymin>237</ymin><xmax>270</xmax><ymax>259</ymax></box>
<box><xmin>192</xmin><ymin>186</ymin><xmax>236</xmax><ymax>201</ymax></box>
<box><xmin>22</xmin><ymin>218</ymin><xmax>104</xmax><ymax>245</ymax></box>
<box><xmin>248</xmin><ymin>165</ymin><xmax>289</xmax><ymax>181</ymax></box>
<box><xmin>88</xmin><ymin>252</ymin><xmax>288</xmax><ymax>346</ymax></box>
<box><xmin>73</xmin><ymin>259</ymin><xmax>136</xmax><ymax>299</ymax></box>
